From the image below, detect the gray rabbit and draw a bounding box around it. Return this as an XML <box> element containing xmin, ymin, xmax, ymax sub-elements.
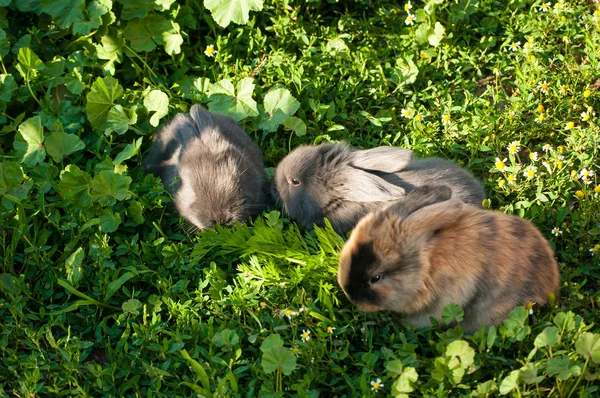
<box><xmin>143</xmin><ymin>104</ymin><xmax>269</xmax><ymax>230</ymax></box>
<box><xmin>274</xmin><ymin>142</ymin><xmax>485</xmax><ymax>235</ymax></box>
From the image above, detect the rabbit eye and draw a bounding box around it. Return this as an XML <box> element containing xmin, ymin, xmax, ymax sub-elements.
<box><xmin>370</xmin><ymin>275</ymin><xmax>382</xmax><ymax>284</ymax></box>
<box><xmin>289</xmin><ymin>177</ymin><xmax>301</xmax><ymax>186</ymax></box>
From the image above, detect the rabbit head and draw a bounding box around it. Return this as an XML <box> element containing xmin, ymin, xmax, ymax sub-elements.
<box><xmin>274</xmin><ymin>142</ymin><xmax>414</xmax><ymax>232</ymax></box>
<box><xmin>337</xmin><ymin>185</ymin><xmax>462</xmax><ymax>313</ymax></box>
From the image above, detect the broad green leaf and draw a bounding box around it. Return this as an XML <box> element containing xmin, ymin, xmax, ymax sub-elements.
<box><xmin>499</xmin><ymin>370</ymin><xmax>520</xmax><ymax>395</ymax></box>
<box><xmin>260</xmin><ymin>334</ymin><xmax>284</xmax><ymax>353</ymax></box>
<box><xmin>90</xmin><ymin>170</ymin><xmax>132</xmax><ymax>206</ymax></box>
<box><xmin>0</xmin><ymin>162</ymin><xmax>25</xmax><ymax>193</ymax></box>
<box><xmin>575</xmin><ymin>332</ymin><xmax>600</xmax><ymax>364</ymax></box>
<box><xmin>0</xmin><ymin>273</ymin><xmax>20</xmax><ymax>295</ymax></box>
<box><xmin>415</xmin><ymin>23</ymin><xmax>431</xmax><ymax>45</ymax></box>
<box><xmin>155</xmin><ymin>0</ymin><xmax>176</xmax><ymax>11</ymax></box>
<box><xmin>520</xmin><ymin>363</ymin><xmax>544</xmax><ymax>385</ymax></box>
<box><xmin>261</xmin><ymin>345</ymin><xmax>296</xmax><ymax>375</ymax></box>
<box><xmin>283</xmin><ymin>116</ymin><xmax>307</xmax><ymax>137</ymax></box>
<box><xmin>45</xmin><ymin>131</ymin><xmax>85</xmax><ymax>162</ymax></box>
<box><xmin>144</xmin><ymin>89</ymin><xmax>169</xmax><ymax>127</ymax></box>
<box><xmin>14</xmin><ymin>115</ymin><xmax>46</xmax><ymax>166</ymax></box>
<box><xmin>86</xmin><ymin>76</ymin><xmax>123</xmax><ymax>129</ymax></box>
<box><xmin>553</xmin><ymin>311</ymin><xmax>576</xmax><ymax>332</ymax></box>
<box><xmin>95</xmin><ymin>31</ymin><xmax>124</xmax><ymax>75</ymax></box>
<box><xmin>16</xmin><ymin>47</ymin><xmax>45</xmax><ymax>80</ymax></box>
<box><xmin>72</xmin><ymin>0</ymin><xmax>110</xmax><ymax>35</ymax></box>
<box><xmin>122</xmin><ymin>298</ymin><xmax>142</xmax><ymax>315</ymax></box>
<box><xmin>127</xmin><ymin>201</ymin><xmax>144</xmax><ymax>224</ymax></box>
<box><xmin>392</xmin><ymin>366</ymin><xmax>418</xmax><ymax>394</ymax></box>
<box><xmin>208</xmin><ymin>77</ymin><xmax>258</xmax><ymax>121</ymax></box>
<box><xmin>0</xmin><ymin>74</ymin><xmax>17</xmax><ymax>103</ymax></box>
<box><xmin>65</xmin><ymin>68</ymin><xmax>84</xmax><ymax>94</ymax></box>
<box><xmin>123</xmin><ymin>15</ymin><xmax>170</xmax><ymax>53</ymax></box>
<box><xmin>162</xmin><ymin>21</ymin><xmax>183</xmax><ymax>55</ymax></box>
<box><xmin>106</xmin><ymin>105</ymin><xmax>137</xmax><ymax>135</ymax></box>
<box><xmin>98</xmin><ymin>207</ymin><xmax>121</xmax><ymax>232</ymax></box>
<box><xmin>113</xmin><ymin>137</ymin><xmax>143</xmax><ymax>166</ymax></box>
<box><xmin>428</xmin><ymin>22</ymin><xmax>445</xmax><ymax>47</ymax></box>
<box><xmin>212</xmin><ymin>329</ymin><xmax>240</xmax><ymax>352</ymax></box>
<box><xmin>546</xmin><ymin>356</ymin><xmax>581</xmax><ymax>380</ymax></box>
<box><xmin>14</xmin><ymin>0</ymin><xmax>40</xmax><ymax>12</ymax></box>
<box><xmin>441</xmin><ymin>304</ymin><xmax>465</xmax><ymax>325</ymax></box>
<box><xmin>446</xmin><ymin>340</ymin><xmax>475</xmax><ymax>368</ymax></box>
<box><xmin>259</xmin><ymin>87</ymin><xmax>300</xmax><ymax>132</ymax></box>
<box><xmin>105</xmin><ymin>271</ymin><xmax>136</xmax><ymax>301</ymax></box>
<box><xmin>41</xmin><ymin>0</ymin><xmax>85</xmax><ymax>29</ymax></box>
<box><xmin>0</xmin><ymin>28</ymin><xmax>9</xmax><ymax>57</ymax></box>
<box><xmin>204</xmin><ymin>0</ymin><xmax>263</xmax><ymax>28</ymax></box>
<box><xmin>57</xmin><ymin>164</ymin><xmax>92</xmax><ymax>207</ymax></box>
<box><xmin>534</xmin><ymin>326</ymin><xmax>560</xmax><ymax>349</ymax></box>
<box><xmin>180</xmin><ymin>350</ymin><xmax>210</xmax><ymax>390</ymax></box>
<box><xmin>118</xmin><ymin>0</ymin><xmax>153</xmax><ymax>20</ymax></box>
<box><xmin>392</xmin><ymin>56</ymin><xmax>419</xmax><ymax>87</ymax></box>
<box><xmin>65</xmin><ymin>247</ymin><xmax>84</xmax><ymax>286</ymax></box>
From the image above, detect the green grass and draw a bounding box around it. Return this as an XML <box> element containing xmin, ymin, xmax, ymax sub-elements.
<box><xmin>1</xmin><ymin>0</ymin><xmax>600</xmax><ymax>396</ymax></box>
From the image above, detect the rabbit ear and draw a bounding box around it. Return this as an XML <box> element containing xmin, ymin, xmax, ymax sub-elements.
<box><xmin>386</xmin><ymin>185</ymin><xmax>453</xmax><ymax>217</ymax></box>
<box><xmin>342</xmin><ymin>169</ymin><xmax>407</xmax><ymax>202</ymax></box>
<box><xmin>350</xmin><ymin>147</ymin><xmax>414</xmax><ymax>173</ymax></box>
<box><xmin>189</xmin><ymin>104</ymin><xmax>216</xmax><ymax>130</ymax></box>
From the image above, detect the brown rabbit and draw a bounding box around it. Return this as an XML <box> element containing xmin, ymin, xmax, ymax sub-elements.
<box><xmin>337</xmin><ymin>185</ymin><xmax>560</xmax><ymax>333</ymax></box>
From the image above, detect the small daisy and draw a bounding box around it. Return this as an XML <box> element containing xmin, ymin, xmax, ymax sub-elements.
<box><xmin>581</xmin><ymin>111</ymin><xmax>591</xmax><ymax>122</ymax></box>
<box><xmin>563</xmin><ymin>36</ymin><xmax>571</xmax><ymax>43</ymax></box>
<box><xmin>565</xmin><ymin>121</ymin><xmax>575</xmax><ymax>130</ymax></box>
<box><xmin>590</xmin><ymin>244</ymin><xmax>600</xmax><ymax>255</ymax></box>
<box><xmin>560</xmin><ymin>85</ymin><xmax>569</xmax><ymax>95</ymax></box>
<box><xmin>507</xmin><ymin>140</ymin><xmax>521</xmax><ymax>154</ymax></box>
<box><xmin>405</xmin><ymin>13</ymin><xmax>416</xmax><ymax>25</ymax></box>
<box><xmin>535</xmin><ymin>114</ymin><xmax>545</xmax><ymax>123</ymax></box>
<box><xmin>594</xmin><ymin>185</ymin><xmax>600</xmax><ymax>198</ymax></box>
<box><xmin>584</xmin><ymin>90</ymin><xmax>591</xmax><ymax>98</ymax></box>
<box><xmin>542</xmin><ymin>144</ymin><xmax>553</xmax><ymax>153</ymax></box>
<box><xmin>539</xmin><ymin>2</ymin><xmax>551</xmax><ymax>12</ymax></box>
<box><xmin>552</xmin><ymin>227</ymin><xmax>562</xmax><ymax>237</ymax></box>
<box><xmin>414</xmin><ymin>113</ymin><xmax>424</xmax><ymax>121</ymax></box>
<box><xmin>529</xmin><ymin>152</ymin><xmax>539</xmax><ymax>162</ymax></box>
<box><xmin>404</xmin><ymin>0</ymin><xmax>412</xmax><ymax>11</ymax></box>
<box><xmin>528</xmin><ymin>55</ymin><xmax>537</xmax><ymax>62</ymax></box>
<box><xmin>371</xmin><ymin>378</ymin><xmax>384</xmax><ymax>392</ymax></box>
<box><xmin>298</xmin><ymin>306</ymin><xmax>308</xmax><ymax>313</ymax></box>
<box><xmin>493</xmin><ymin>67</ymin><xmax>500</xmax><ymax>75</ymax></box>
<box><xmin>401</xmin><ymin>108</ymin><xmax>413</xmax><ymax>118</ymax></box>
<box><xmin>579</xmin><ymin>168</ymin><xmax>594</xmax><ymax>184</ymax></box>
<box><xmin>441</xmin><ymin>114</ymin><xmax>451</xmax><ymax>125</ymax></box>
<box><xmin>507</xmin><ymin>174</ymin><xmax>517</xmax><ymax>185</ymax></box>
<box><xmin>204</xmin><ymin>44</ymin><xmax>217</xmax><ymax>57</ymax></box>
<box><xmin>301</xmin><ymin>329</ymin><xmax>311</xmax><ymax>342</ymax></box>
<box><xmin>509</xmin><ymin>42</ymin><xmax>521</xmax><ymax>52</ymax></box>
<box><xmin>538</xmin><ymin>81</ymin><xmax>550</xmax><ymax>95</ymax></box>
<box><xmin>260</xmin><ymin>302</ymin><xmax>266</xmax><ymax>308</ymax></box>
<box><xmin>284</xmin><ymin>309</ymin><xmax>297</xmax><ymax>319</ymax></box>
<box><xmin>292</xmin><ymin>347</ymin><xmax>300</xmax><ymax>356</ymax></box>
<box><xmin>495</xmin><ymin>157</ymin><xmax>508</xmax><ymax>172</ymax></box>
<box><xmin>575</xmin><ymin>190</ymin><xmax>585</xmax><ymax>199</ymax></box>
<box><xmin>327</xmin><ymin>326</ymin><xmax>336</xmax><ymax>334</ymax></box>
<box><xmin>508</xmin><ymin>111</ymin><xmax>516</xmax><ymax>119</ymax></box>
<box><xmin>537</xmin><ymin>104</ymin><xmax>545</xmax><ymax>113</ymax></box>
<box><xmin>526</xmin><ymin>301</ymin><xmax>537</xmax><ymax>315</ymax></box>
<box><xmin>523</xmin><ymin>166</ymin><xmax>537</xmax><ymax>179</ymax></box>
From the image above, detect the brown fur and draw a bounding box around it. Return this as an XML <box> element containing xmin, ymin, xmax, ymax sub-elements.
<box><xmin>337</xmin><ymin>186</ymin><xmax>560</xmax><ymax>333</ymax></box>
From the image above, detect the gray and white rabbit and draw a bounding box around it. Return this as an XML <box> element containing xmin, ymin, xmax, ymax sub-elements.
<box><xmin>274</xmin><ymin>142</ymin><xmax>485</xmax><ymax>235</ymax></box>
<box><xmin>143</xmin><ymin>104</ymin><xmax>270</xmax><ymax>230</ymax></box>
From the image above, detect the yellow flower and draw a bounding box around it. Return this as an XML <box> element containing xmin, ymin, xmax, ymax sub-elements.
<box><xmin>581</xmin><ymin>111</ymin><xmax>591</xmax><ymax>122</ymax></box>
<box><xmin>260</xmin><ymin>302</ymin><xmax>266</xmax><ymax>308</ymax></box>
<box><xmin>327</xmin><ymin>326</ymin><xmax>336</xmax><ymax>334</ymax></box>
<box><xmin>575</xmin><ymin>190</ymin><xmax>585</xmax><ymax>199</ymax></box>
<box><xmin>498</xmin><ymin>179</ymin><xmax>506</xmax><ymax>187</ymax></box>
<box><xmin>595</xmin><ymin>186</ymin><xmax>600</xmax><ymax>194</ymax></box>
<box><xmin>509</xmin><ymin>42</ymin><xmax>521</xmax><ymax>52</ymax></box>
<box><xmin>493</xmin><ymin>67</ymin><xmax>500</xmax><ymax>75</ymax></box>
<box><xmin>529</xmin><ymin>152</ymin><xmax>538</xmax><ymax>162</ymax></box>
<box><xmin>441</xmin><ymin>114</ymin><xmax>451</xmax><ymax>125</ymax></box>
<box><xmin>414</xmin><ymin>113</ymin><xmax>423</xmax><ymax>121</ymax></box>
<box><xmin>529</xmin><ymin>55</ymin><xmax>536</xmax><ymax>62</ymax></box>
<box><xmin>204</xmin><ymin>44</ymin><xmax>217</xmax><ymax>57</ymax></box>
<box><xmin>507</xmin><ymin>174</ymin><xmax>517</xmax><ymax>185</ymax></box>
<box><xmin>528</xmin><ymin>35</ymin><xmax>535</xmax><ymax>43</ymax></box>
<box><xmin>404</xmin><ymin>0</ymin><xmax>412</xmax><ymax>11</ymax></box>
<box><xmin>405</xmin><ymin>13</ymin><xmax>416</xmax><ymax>25</ymax></box>
<box><xmin>538</xmin><ymin>81</ymin><xmax>549</xmax><ymax>95</ymax></box>
<box><xmin>537</xmin><ymin>104</ymin><xmax>545</xmax><ymax>113</ymax></box>
<box><xmin>284</xmin><ymin>309</ymin><xmax>297</xmax><ymax>319</ymax></box>
<box><xmin>401</xmin><ymin>108</ymin><xmax>413</xmax><ymax>118</ymax></box>
<box><xmin>523</xmin><ymin>166</ymin><xmax>537</xmax><ymax>179</ymax></box>
<box><xmin>508</xmin><ymin>111</ymin><xmax>516</xmax><ymax>119</ymax></box>
<box><xmin>560</xmin><ymin>85</ymin><xmax>569</xmax><ymax>95</ymax></box>
<box><xmin>292</xmin><ymin>347</ymin><xmax>300</xmax><ymax>356</ymax></box>
<box><xmin>535</xmin><ymin>114</ymin><xmax>545</xmax><ymax>123</ymax></box>
<box><xmin>557</xmin><ymin>145</ymin><xmax>564</xmax><ymax>153</ymax></box>
<box><xmin>565</xmin><ymin>121</ymin><xmax>575</xmax><ymax>130</ymax></box>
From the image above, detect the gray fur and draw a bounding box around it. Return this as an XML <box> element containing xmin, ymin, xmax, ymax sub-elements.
<box><xmin>143</xmin><ymin>104</ymin><xmax>269</xmax><ymax>230</ymax></box>
<box><xmin>274</xmin><ymin>142</ymin><xmax>485</xmax><ymax>235</ymax></box>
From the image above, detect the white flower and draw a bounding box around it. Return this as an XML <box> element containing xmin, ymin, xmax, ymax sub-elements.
<box><xmin>539</xmin><ymin>2</ymin><xmax>551</xmax><ymax>12</ymax></box>
<box><xmin>405</xmin><ymin>13</ymin><xmax>416</xmax><ymax>25</ymax></box>
<box><xmin>523</xmin><ymin>166</ymin><xmax>537</xmax><ymax>179</ymax></box>
<box><xmin>400</xmin><ymin>108</ymin><xmax>413</xmax><ymax>118</ymax></box>
<box><xmin>542</xmin><ymin>144</ymin><xmax>553</xmax><ymax>153</ymax></box>
<box><xmin>538</xmin><ymin>81</ymin><xmax>549</xmax><ymax>95</ymax></box>
<box><xmin>509</xmin><ymin>42</ymin><xmax>521</xmax><ymax>52</ymax></box>
<box><xmin>552</xmin><ymin>227</ymin><xmax>562</xmax><ymax>237</ymax></box>
<box><xmin>404</xmin><ymin>0</ymin><xmax>412</xmax><ymax>11</ymax></box>
<box><xmin>298</xmin><ymin>306</ymin><xmax>308</xmax><ymax>313</ymax></box>
<box><xmin>283</xmin><ymin>309</ymin><xmax>297</xmax><ymax>319</ymax></box>
<box><xmin>529</xmin><ymin>152</ymin><xmax>539</xmax><ymax>162</ymax></box>
<box><xmin>300</xmin><ymin>329</ymin><xmax>311</xmax><ymax>342</ymax></box>
<box><xmin>327</xmin><ymin>326</ymin><xmax>336</xmax><ymax>334</ymax></box>
<box><xmin>495</xmin><ymin>157</ymin><xmax>508</xmax><ymax>172</ymax></box>
<box><xmin>581</xmin><ymin>111</ymin><xmax>591</xmax><ymax>122</ymax></box>
<box><xmin>371</xmin><ymin>378</ymin><xmax>384</xmax><ymax>391</ymax></box>
<box><xmin>204</xmin><ymin>44</ymin><xmax>217</xmax><ymax>57</ymax></box>
<box><xmin>441</xmin><ymin>114</ymin><xmax>451</xmax><ymax>125</ymax></box>
<box><xmin>579</xmin><ymin>168</ymin><xmax>595</xmax><ymax>184</ymax></box>
<box><xmin>507</xmin><ymin>140</ymin><xmax>521</xmax><ymax>154</ymax></box>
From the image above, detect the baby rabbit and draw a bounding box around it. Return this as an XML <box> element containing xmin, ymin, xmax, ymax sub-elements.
<box><xmin>274</xmin><ymin>142</ymin><xmax>485</xmax><ymax>235</ymax></box>
<box><xmin>337</xmin><ymin>185</ymin><xmax>559</xmax><ymax>333</ymax></box>
<box><xmin>143</xmin><ymin>104</ymin><xmax>269</xmax><ymax>230</ymax></box>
